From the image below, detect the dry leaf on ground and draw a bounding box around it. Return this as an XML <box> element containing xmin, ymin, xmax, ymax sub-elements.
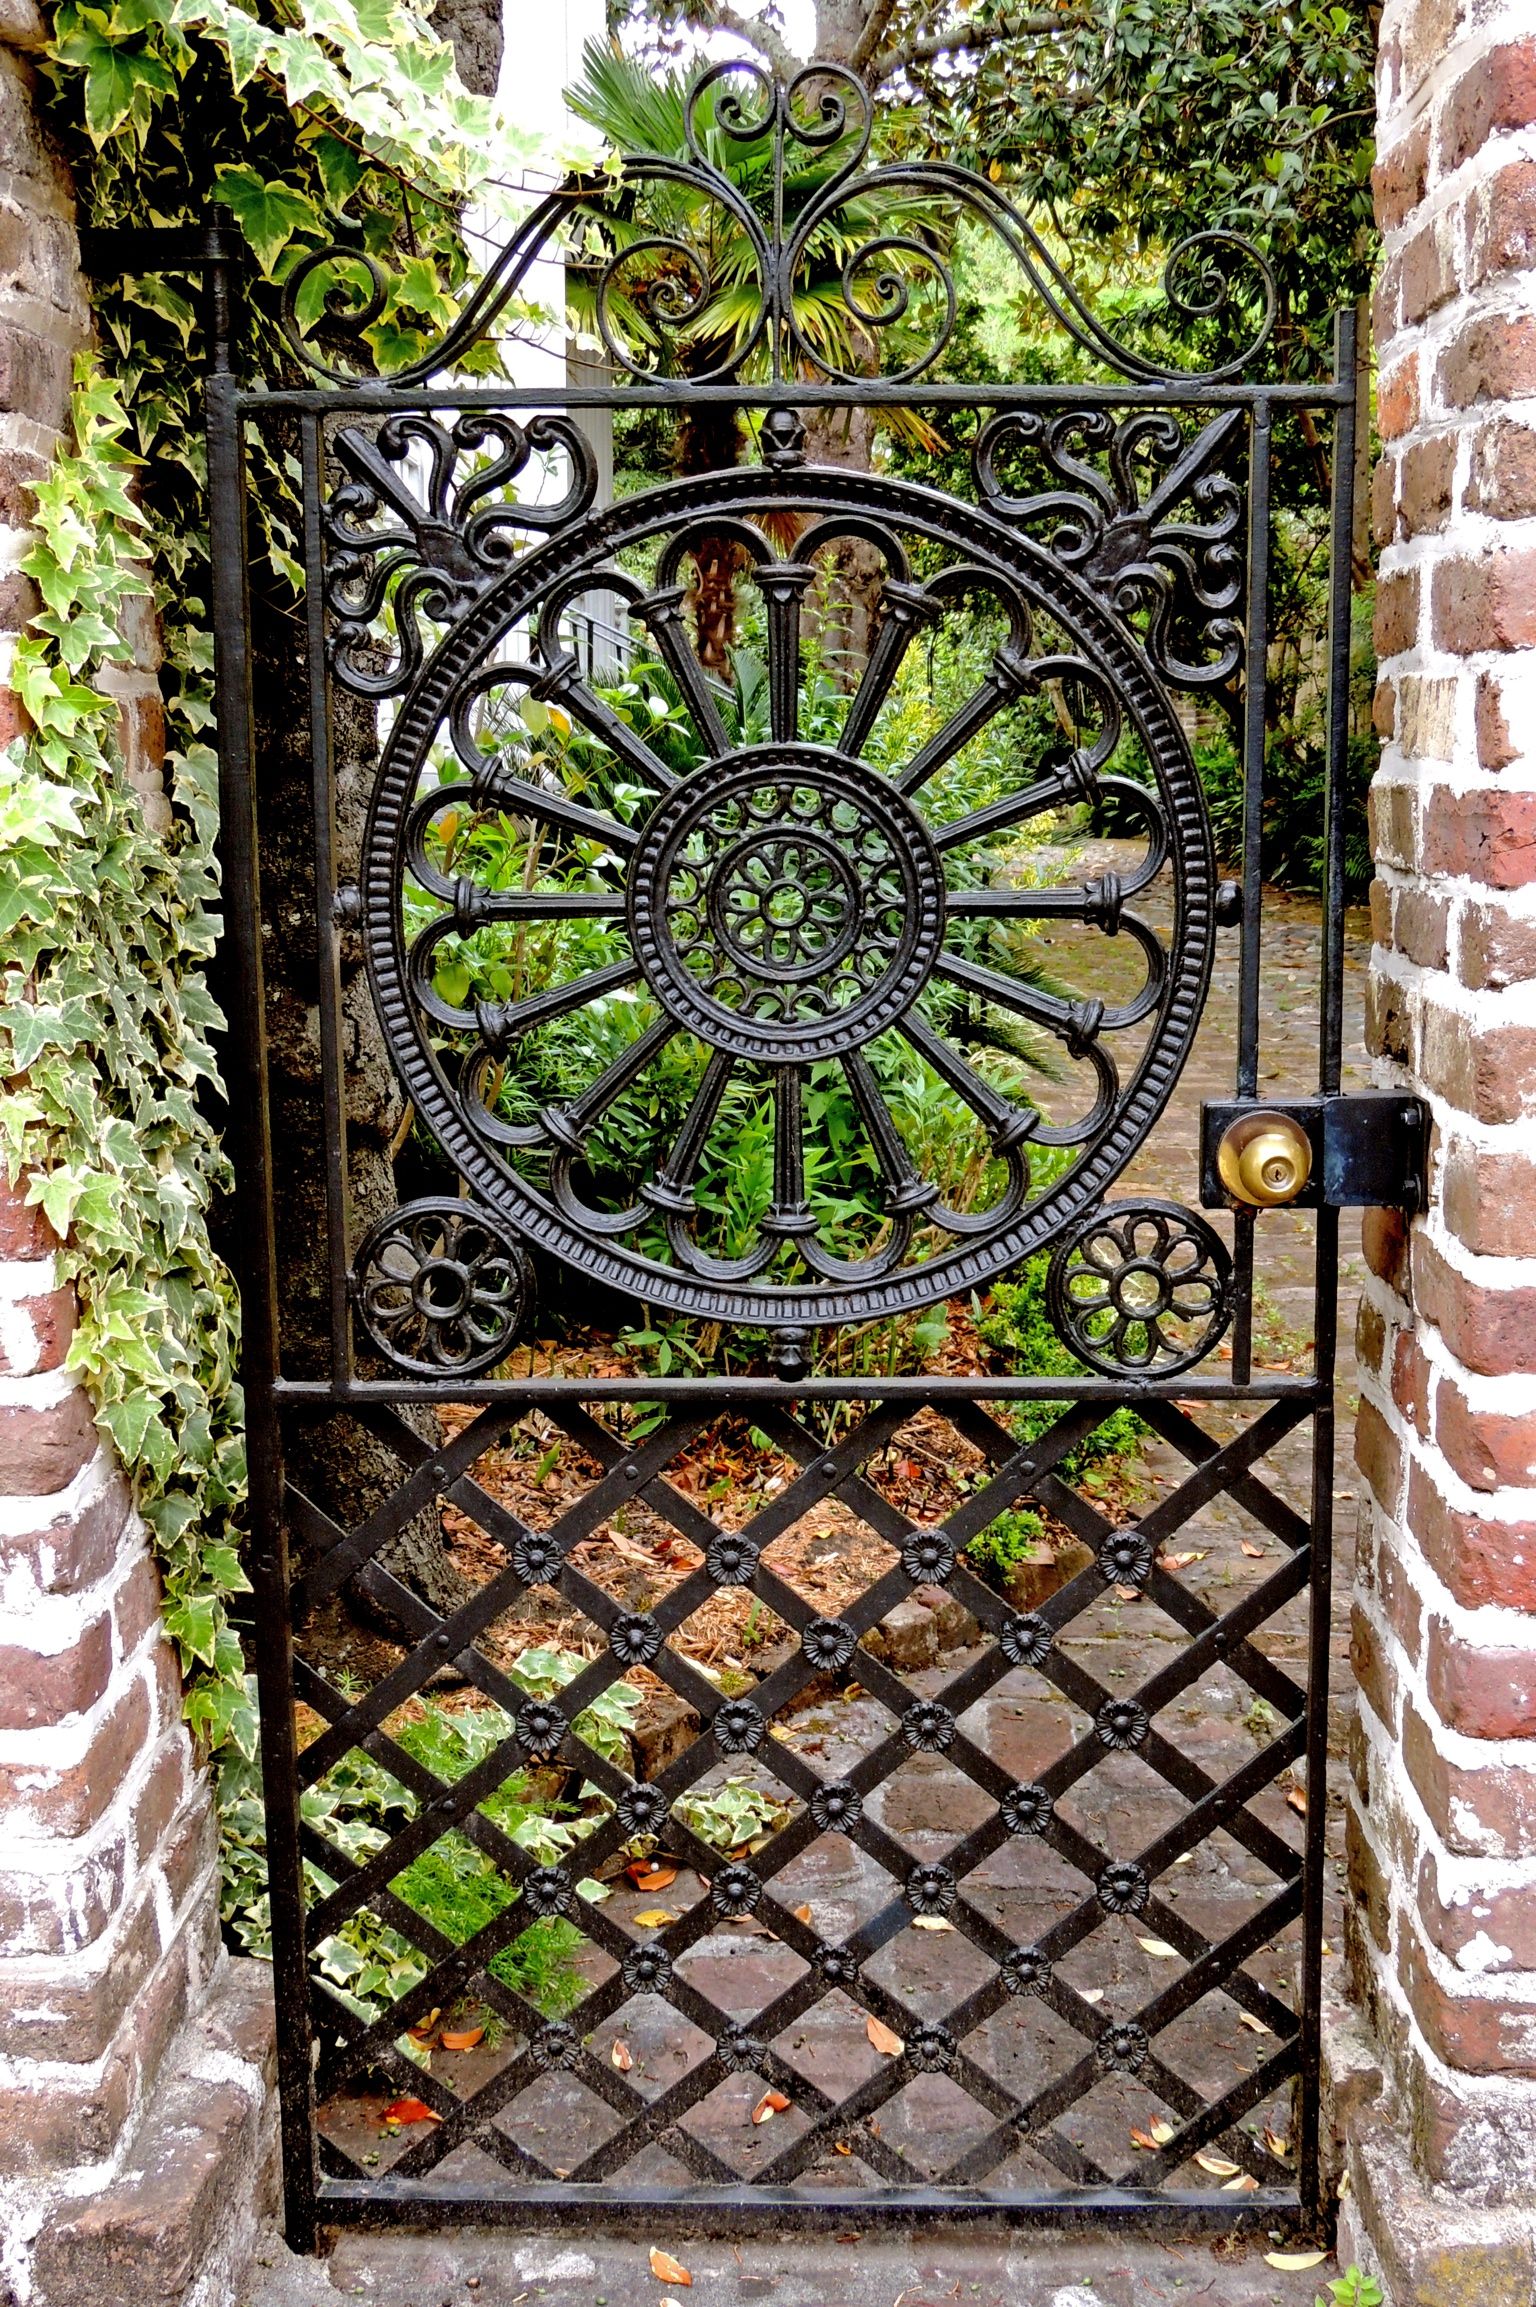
<box><xmin>1264</xmin><ymin>2251</ymin><xmax>1325</xmax><ymax>2271</ymax></box>
<box><xmin>1263</xmin><ymin>2126</ymin><xmax>1292</xmax><ymax>2159</ymax></box>
<box><xmin>382</xmin><ymin>2097</ymin><xmax>439</xmax><ymax>2126</ymax></box>
<box><xmin>1239</xmin><ymin>2012</ymin><xmax>1274</xmax><ymax>2035</ymax></box>
<box><xmin>1137</xmin><ymin>1937</ymin><xmax>1179</xmax><ymax>1960</ymax></box>
<box><xmin>1223</xmin><ymin>2172</ymin><xmax>1260</xmax><ymax>2192</ymax></box>
<box><xmin>1240</xmin><ymin>1541</ymin><xmax>1267</xmax><ymax>1558</ymax></box>
<box><xmin>1078</xmin><ymin>1987</ymin><xmax>1105</xmax><ymax>2005</ymax></box>
<box><xmin>1285</xmin><ymin>1786</ymin><xmax>1308</xmax><ymax>1817</ymax></box>
<box><xmin>630</xmin><ymin>1866</ymin><xmax>678</xmax><ymax>1892</ymax></box>
<box><xmin>611</xmin><ymin>2039</ymin><xmax>633</xmax><ymax>2072</ymax></box>
<box><xmin>1194</xmin><ymin>2151</ymin><xmax>1240</xmax><ymax>2177</ymax></box>
<box><xmin>634</xmin><ymin>1908</ymin><xmax>678</xmax><ymax>1928</ymax></box>
<box><xmin>866</xmin><ymin>2016</ymin><xmax>904</xmax><ymax>2057</ymax></box>
<box><xmin>794</xmin><ymin>1903</ymin><xmax>813</xmax><ymax>1923</ymax></box>
<box><xmin>751</xmin><ymin>2089</ymin><xmax>791</xmax><ymax>2125</ymax></box>
<box><xmin>912</xmin><ymin>1916</ymin><xmax>954</xmax><ymax>1932</ymax></box>
<box><xmin>649</xmin><ymin>2248</ymin><xmax>692</xmax><ymax>2286</ymax></box>
<box><xmin>441</xmin><ymin>2026</ymin><xmax>483</xmax><ymax>2052</ymax></box>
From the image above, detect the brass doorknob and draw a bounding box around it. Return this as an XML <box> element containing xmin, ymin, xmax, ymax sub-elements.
<box><xmin>1216</xmin><ymin>1111</ymin><xmax>1313</xmax><ymax>1207</ymax></box>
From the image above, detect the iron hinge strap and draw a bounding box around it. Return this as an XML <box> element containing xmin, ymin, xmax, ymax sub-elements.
<box><xmin>1200</xmin><ymin>1092</ymin><xmax>1428</xmax><ymax>1213</ymax></box>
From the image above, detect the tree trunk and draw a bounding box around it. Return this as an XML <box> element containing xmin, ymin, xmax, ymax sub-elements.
<box><xmin>677</xmin><ymin>400</ymin><xmax>747</xmax><ymax>671</ymax></box>
<box><xmin>801</xmin><ymin>401</ymin><xmax>884</xmax><ymax>683</ymax></box>
<box><xmin>813</xmin><ymin>0</ymin><xmax>871</xmax><ymax>65</ymax></box>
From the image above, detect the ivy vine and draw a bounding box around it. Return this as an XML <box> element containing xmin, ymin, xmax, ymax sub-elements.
<box><xmin>0</xmin><ymin>0</ymin><xmax>549</xmax><ymax>1769</ymax></box>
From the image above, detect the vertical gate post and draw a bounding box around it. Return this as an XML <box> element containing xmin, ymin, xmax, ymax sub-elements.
<box><xmin>1343</xmin><ymin>0</ymin><xmax>1536</xmax><ymax>2288</ymax></box>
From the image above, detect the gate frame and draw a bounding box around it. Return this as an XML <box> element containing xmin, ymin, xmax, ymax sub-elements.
<box><xmin>145</xmin><ymin>77</ymin><xmax>1373</xmax><ymax>2249</ymax></box>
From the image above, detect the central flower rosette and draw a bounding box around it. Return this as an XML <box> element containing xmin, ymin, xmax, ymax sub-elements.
<box><xmin>626</xmin><ymin>745</ymin><xmax>947</xmax><ymax>1065</ymax></box>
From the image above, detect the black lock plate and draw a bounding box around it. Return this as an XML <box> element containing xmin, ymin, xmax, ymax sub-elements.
<box><xmin>1200</xmin><ymin>1093</ymin><xmax>1427</xmax><ymax>1212</ymax></box>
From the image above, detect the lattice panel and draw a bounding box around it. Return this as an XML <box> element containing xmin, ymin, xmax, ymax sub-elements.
<box><xmin>285</xmin><ymin>1394</ymin><xmax>1315</xmax><ymax>2210</ymax></box>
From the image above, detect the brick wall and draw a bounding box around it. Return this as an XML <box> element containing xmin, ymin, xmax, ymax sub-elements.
<box><xmin>1</xmin><ymin>10</ymin><xmax>276</xmax><ymax>2301</ymax></box>
<box><xmin>1346</xmin><ymin>0</ymin><xmax>1536</xmax><ymax>2260</ymax></box>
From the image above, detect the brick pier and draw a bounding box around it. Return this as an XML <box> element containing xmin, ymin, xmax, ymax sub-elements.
<box><xmin>1335</xmin><ymin>0</ymin><xmax>1536</xmax><ymax>2293</ymax></box>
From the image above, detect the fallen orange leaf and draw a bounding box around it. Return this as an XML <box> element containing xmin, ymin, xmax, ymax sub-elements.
<box><xmin>382</xmin><ymin>2097</ymin><xmax>440</xmax><ymax>2126</ymax></box>
<box><xmin>1263</xmin><ymin>2126</ymin><xmax>1292</xmax><ymax>2159</ymax></box>
<box><xmin>751</xmin><ymin>2089</ymin><xmax>791</xmax><ymax>2125</ymax></box>
<box><xmin>1285</xmin><ymin>1786</ymin><xmax>1308</xmax><ymax>1818</ymax></box>
<box><xmin>866</xmin><ymin>2015</ymin><xmax>904</xmax><ymax>2057</ymax></box>
<box><xmin>441</xmin><ymin>2026</ymin><xmax>484</xmax><ymax>2052</ymax></box>
<box><xmin>631</xmin><ymin>1865</ymin><xmax>678</xmax><ymax>1892</ymax></box>
<box><xmin>649</xmin><ymin>2248</ymin><xmax>692</xmax><ymax>2286</ymax></box>
<box><xmin>1240</xmin><ymin>1540</ymin><xmax>1266</xmax><ymax>1559</ymax></box>
<box><xmin>634</xmin><ymin>1908</ymin><xmax>678</xmax><ymax>1927</ymax></box>
<box><xmin>611</xmin><ymin>2039</ymin><xmax>633</xmax><ymax>2072</ymax></box>
<box><xmin>794</xmin><ymin>1903</ymin><xmax>813</xmax><ymax>1923</ymax></box>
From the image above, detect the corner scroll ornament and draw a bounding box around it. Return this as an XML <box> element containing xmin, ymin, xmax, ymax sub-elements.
<box><xmin>974</xmin><ymin>409</ymin><xmax>1246</xmax><ymax>691</ymax></box>
<box><xmin>322</xmin><ymin>411</ymin><xmax>598</xmax><ymax>697</ymax></box>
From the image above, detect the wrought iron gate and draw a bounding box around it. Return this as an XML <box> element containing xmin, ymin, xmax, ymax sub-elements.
<box><xmin>188</xmin><ymin>62</ymin><xmax>1415</xmax><ymax>2246</ymax></box>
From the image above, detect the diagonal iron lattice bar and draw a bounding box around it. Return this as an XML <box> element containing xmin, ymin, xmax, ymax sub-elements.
<box><xmin>283</xmin><ymin>1392</ymin><xmax>1321</xmax><ymax>2205</ymax></box>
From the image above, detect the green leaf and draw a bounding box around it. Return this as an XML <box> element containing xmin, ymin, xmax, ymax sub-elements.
<box><xmin>212</xmin><ymin>163</ymin><xmax>318</xmax><ymax>275</ymax></box>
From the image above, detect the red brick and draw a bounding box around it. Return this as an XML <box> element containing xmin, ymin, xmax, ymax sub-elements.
<box><xmin>1478</xmin><ymin>670</ymin><xmax>1521</xmax><ymax>769</ymax></box>
<box><xmin>1415</xmin><ymin>1232</ymin><xmax>1536</xmax><ymax>1376</ymax></box>
<box><xmin>1470</xmin><ymin>161</ymin><xmax>1536</xmax><ymax>286</ymax></box>
<box><xmin>0</xmin><ymin>686</ymin><xmax>27</xmax><ymax>744</ymax></box>
<box><xmin>1417</xmin><ymin>1850</ymin><xmax>1536</xmax><ymax>1975</ymax></box>
<box><xmin>0</xmin><ymin>1389</ymin><xmax>98</xmax><ymax>1495</ymax></box>
<box><xmin>1423</xmin><ymin>784</ymin><xmax>1536</xmax><ymax>883</ymax></box>
<box><xmin>1375</xmin><ymin>565</ymin><xmax>1422</xmax><ymax>659</ymax></box>
<box><xmin>1440</xmin><ymin>40</ymin><xmax>1536</xmax><ymax>173</ymax></box>
<box><xmin>1365</xmin><ymin>967</ymin><xmax>1415</xmax><ymax>1066</ymax></box>
<box><xmin>1347</xmin><ymin>1806</ymin><xmax>1391</xmax><ymax>1952</ymax></box>
<box><xmin>1375</xmin><ymin>117</ymin><xmax>1431</xmax><ymax>229</ymax></box>
<box><xmin>0</xmin><ymin>2050</ymin><xmax>134</xmax><ymax>2173</ymax></box>
<box><xmin>1371</xmin><ymin>450</ymin><xmax>1399</xmax><ymax>549</ymax></box>
<box><xmin>0</xmin><ymin>1468</ymin><xmax>130</xmax><ymax>1596</ymax></box>
<box><xmin>1432</xmin><ymin>552</ymin><xmax>1536</xmax><ymax>653</ymax></box>
<box><xmin>1357</xmin><ymin>1291</ymin><xmax>1389</xmax><ymax>1381</ymax></box>
<box><xmin>1400</xmin><ymin>1920</ymin><xmax>1536</xmax><ymax>2076</ymax></box>
<box><xmin>1438</xmin><ymin>1370</ymin><xmax>1536</xmax><ymax>1491</ymax></box>
<box><xmin>1398</xmin><ymin>0</ymin><xmax>1466</xmax><ymax>99</ymax></box>
<box><xmin>1467</xmin><ymin>418</ymin><xmax>1536</xmax><ymax>520</ymax></box>
<box><xmin>1352</xmin><ymin>1600</ymin><xmax>1399</xmax><ymax>1732</ymax></box>
<box><xmin>0</xmin><ymin>1897</ymin><xmax>161</xmax><ymax>2063</ymax></box>
<box><xmin>1379</xmin><ymin>356</ymin><xmax>1421</xmax><ymax>443</ymax></box>
<box><xmin>1369</xmin><ymin>777</ymin><xmax>1418</xmax><ymax>868</ymax></box>
<box><xmin>1374</xmin><ymin>676</ymin><xmax>1398</xmax><ymax>743</ymax></box>
<box><xmin>1461</xmin><ymin>898</ymin><xmax>1536</xmax><ymax>989</ymax></box>
<box><xmin>1439</xmin><ymin>313</ymin><xmax>1536</xmax><ymax>408</ymax></box>
<box><xmin>1391</xmin><ymin>1328</ymin><xmax>1433</xmax><ymax>1436</ymax></box>
<box><xmin>0</xmin><ymin>321</ymin><xmax>68</xmax><ymax>424</ymax></box>
<box><xmin>130</xmin><ymin>1738</ymin><xmax>189</xmax><ymax>1871</ymax></box>
<box><xmin>0</xmin><ymin>1677</ymin><xmax>149</xmax><ymax>1838</ymax></box>
<box><xmin>1357</xmin><ymin>1394</ymin><xmax>1407</xmax><ymax>1517</ymax></box>
<box><xmin>0</xmin><ymin>1837</ymin><xmax>128</xmax><ymax>1959</ymax></box>
<box><xmin>1406</xmin><ymin>1698</ymin><xmax>1536</xmax><ymax>1856</ymax></box>
<box><xmin>1368</xmin><ymin>876</ymin><xmax>1395</xmax><ymax>949</ymax></box>
<box><xmin>1411</xmin><ymin>1457</ymin><xmax>1536</xmax><ymax>1612</ymax></box>
<box><xmin>0</xmin><ymin>1175</ymin><xmax>60</xmax><ymax>1259</ymax></box>
<box><xmin>1363</xmin><ymin>1205</ymin><xmax>1412</xmax><ymax>1293</ymax></box>
<box><xmin>1445</xmin><ymin>1140</ymin><xmax>1536</xmax><ymax>1257</ymax></box>
<box><xmin>0</xmin><ymin>1283</ymin><xmax>73</xmax><ymax>1376</ymax></box>
<box><xmin>0</xmin><ymin>1614</ymin><xmax>111</xmax><ymax>1730</ymax></box>
<box><xmin>1420</xmin><ymin>998</ymin><xmax>1536</xmax><ymax>1125</ymax></box>
<box><xmin>1377</xmin><ymin>1526</ymin><xmax>1426</xmax><ymax>1662</ymax></box>
<box><xmin>1395</xmin><ymin>886</ymin><xmax>1450</xmax><ymax>967</ymax></box>
<box><xmin>1401</xmin><ymin>217</ymin><xmax>1457</xmax><ymax>324</ymax></box>
<box><xmin>0</xmin><ymin>573</ymin><xmax>41</xmax><ymax>632</ymax></box>
<box><xmin>1429</xmin><ymin>1616</ymin><xmax>1536</xmax><ymax>1737</ymax></box>
<box><xmin>1398</xmin><ymin>433</ymin><xmax>1457</xmax><ymax>535</ymax></box>
<box><xmin>112</xmin><ymin>1549</ymin><xmax>163</xmax><ymax>1658</ymax></box>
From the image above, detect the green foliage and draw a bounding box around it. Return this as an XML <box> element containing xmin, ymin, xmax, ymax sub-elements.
<box><xmin>17</xmin><ymin>0</ymin><xmax>544</xmax><ymax>1786</ymax></box>
<box><xmin>962</xmin><ymin>1506</ymin><xmax>1046</xmax><ymax>1585</ymax></box>
<box><xmin>0</xmin><ymin>358</ymin><xmax>253</xmax><ymax>1757</ymax></box>
<box><xmin>973</xmin><ymin>1262</ymin><xmax>1145</xmax><ymax>1474</ymax></box>
<box><xmin>1319</xmin><ymin>2271</ymin><xmax>1383</xmax><ymax>2307</ymax></box>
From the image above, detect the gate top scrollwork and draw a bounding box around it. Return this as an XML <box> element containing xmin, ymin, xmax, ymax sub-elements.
<box><xmin>279</xmin><ymin>59</ymin><xmax>1277</xmax><ymax>392</ymax></box>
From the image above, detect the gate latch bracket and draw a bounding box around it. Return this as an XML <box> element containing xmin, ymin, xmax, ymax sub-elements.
<box><xmin>1200</xmin><ymin>1093</ymin><xmax>1427</xmax><ymax>1213</ymax></box>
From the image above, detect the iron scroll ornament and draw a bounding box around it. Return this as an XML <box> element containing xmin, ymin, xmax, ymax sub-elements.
<box><xmin>279</xmin><ymin>62</ymin><xmax>1276</xmax><ymax>392</ymax></box>
<box><xmin>359</xmin><ymin>460</ymin><xmax>1216</xmax><ymax>1330</ymax></box>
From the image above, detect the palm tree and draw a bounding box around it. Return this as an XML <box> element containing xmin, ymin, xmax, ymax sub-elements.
<box><xmin>564</xmin><ymin>42</ymin><xmax>945</xmax><ymax>670</ymax></box>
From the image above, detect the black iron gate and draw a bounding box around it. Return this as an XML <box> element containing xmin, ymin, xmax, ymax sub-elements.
<box><xmin>190</xmin><ymin>62</ymin><xmax>1418</xmax><ymax>2246</ymax></box>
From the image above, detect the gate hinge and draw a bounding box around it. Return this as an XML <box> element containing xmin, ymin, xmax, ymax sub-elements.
<box><xmin>77</xmin><ymin>216</ymin><xmax>242</xmax><ymax>276</ymax></box>
<box><xmin>1200</xmin><ymin>1093</ymin><xmax>1427</xmax><ymax>1213</ymax></box>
